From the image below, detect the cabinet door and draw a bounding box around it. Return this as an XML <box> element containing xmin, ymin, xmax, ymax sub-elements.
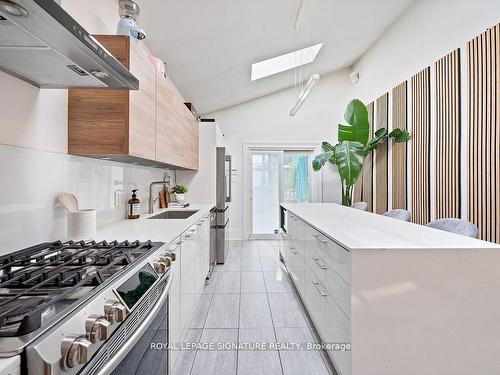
<box><xmin>129</xmin><ymin>42</ymin><xmax>156</xmax><ymax>160</ymax></box>
<box><xmin>168</xmin><ymin>238</ymin><xmax>182</xmax><ymax>370</ymax></box>
<box><xmin>180</xmin><ymin>228</ymin><xmax>197</xmax><ymax>329</ymax></box>
<box><xmin>185</xmin><ymin>113</ymin><xmax>199</xmax><ymax>170</ymax></box>
<box><xmin>306</xmin><ymin>228</ymin><xmax>350</xmax><ymax>317</ymax></box>
<box><xmin>191</xmin><ymin>223</ymin><xmax>203</xmax><ymax>296</ymax></box>
<box><xmin>156</xmin><ymin>73</ymin><xmax>181</xmax><ymax>166</ymax></box>
<box><xmin>303</xmin><ymin>267</ymin><xmax>351</xmax><ymax>375</ymax></box>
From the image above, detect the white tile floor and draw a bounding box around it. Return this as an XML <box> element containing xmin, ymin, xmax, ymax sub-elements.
<box><xmin>172</xmin><ymin>240</ymin><xmax>333</xmax><ymax>375</ymax></box>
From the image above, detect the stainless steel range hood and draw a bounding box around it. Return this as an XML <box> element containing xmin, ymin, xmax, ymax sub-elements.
<box><xmin>0</xmin><ymin>0</ymin><xmax>139</xmax><ymax>89</ymax></box>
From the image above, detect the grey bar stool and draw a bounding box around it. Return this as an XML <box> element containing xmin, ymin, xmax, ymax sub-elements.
<box><xmin>426</xmin><ymin>218</ymin><xmax>479</xmax><ymax>239</ymax></box>
<box><xmin>383</xmin><ymin>209</ymin><xmax>411</xmax><ymax>222</ymax></box>
<box><xmin>351</xmin><ymin>202</ymin><xmax>368</xmax><ymax>211</ymax></box>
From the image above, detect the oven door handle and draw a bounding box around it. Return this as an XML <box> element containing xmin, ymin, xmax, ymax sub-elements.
<box><xmin>98</xmin><ymin>274</ymin><xmax>173</xmax><ymax>375</ymax></box>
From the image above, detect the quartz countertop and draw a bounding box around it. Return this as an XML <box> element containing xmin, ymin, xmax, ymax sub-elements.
<box><xmin>281</xmin><ymin>203</ymin><xmax>500</xmax><ymax>250</ymax></box>
<box><xmin>96</xmin><ymin>203</ymin><xmax>215</xmax><ymax>245</ymax></box>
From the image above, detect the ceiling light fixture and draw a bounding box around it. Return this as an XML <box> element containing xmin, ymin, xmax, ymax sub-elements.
<box><xmin>294</xmin><ymin>0</ymin><xmax>306</xmax><ymax>29</ymax></box>
<box><xmin>251</xmin><ymin>43</ymin><xmax>322</xmax><ymax>81</ymax></box>
<box><xmin>289</xmin><ymin>73</ymin><xmax>319</xmax><ymax>116</ymax></box>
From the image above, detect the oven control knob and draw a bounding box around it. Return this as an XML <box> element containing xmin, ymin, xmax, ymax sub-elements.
<box><xmin>159</xmin><ymin>256</ymin><xmax>172</xmax><ymax>267</ymax></box>
<box><xmin>104</xmin><ymin>300</ymin><xmax>127</xmax><ymax>324</ymax></box>
<box><xmin>85</xmin><ymin>315</ymin><xmax>111</xmax><ymax>343</ymax></box>
<box><xmin>153</xmin><ymin>261</ymin><xmax>167</xmax><ymax>273</ymax></box>
<box><xmin>166</xmin><ymin>251</ymin><xmax>176</xmax><ymax>261</ymax></box>
<box><xmin>62</xmin><ymin>335</ymin><xmax>92</xmax><ymax>368</ymax></box>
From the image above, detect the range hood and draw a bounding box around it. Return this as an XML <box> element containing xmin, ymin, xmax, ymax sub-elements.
<box><xmin>0</xmin><ymin>0</ymin><xmax>139</xmax><ymax>89</ymax></box>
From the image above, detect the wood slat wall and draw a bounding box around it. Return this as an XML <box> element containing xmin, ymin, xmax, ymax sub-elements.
<box><xmin>392</xmin><ymin>82</ymin><xmax>408</xmax><ymax>209</ymax></box>
<box><xmin>411</xmin><ymin>67</ymin><xmax>431</xmax><ymax>225</ymax></box>
<box><xmin>353</xmin><ymin>103</ymin><xmax>375</xmax><ymax>210</ymax></box>
<box><xmin>435</xmin><ymin>49</ymin><xmax>461</xmax><ymax>219</ymax></box>
<box><xmin>353</xmin><ymin>171</ymin><xmax>362</xmax><ymax>203</ymax></box>
<box><xmin>375</xmin><ymin>93</ymin><xmax>389</xmax><ymax>214</ymax></box>
<box><xmin>362</xmin><ymin>102</ymin><xmax>375</xmax><ymax>211</ymax></box>
<box><xmin>468</xmin><ymin>23</ymin><xmax>499</xmax><ymax>243</ymax></box>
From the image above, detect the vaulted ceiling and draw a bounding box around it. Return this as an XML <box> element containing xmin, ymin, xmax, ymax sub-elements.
<box><xmin>137</xmin><ymin>0</ymin><xmax>414</xmax><ymax>114</ymax></box>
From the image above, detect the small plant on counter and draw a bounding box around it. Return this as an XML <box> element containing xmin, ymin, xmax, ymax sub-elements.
<box><xmin>171</xmin><ymin>185</ymin><xmax>188</xmax><ymax>204</ymax></box>
<box><xmin>312</xmin><ymin>99</ymin><xmax>410</xmax><ymax>207</ymax></box>
<box><xmin>171</xmin><ymin>185</ymin><xmax>188</xmax><ymax>194</ymax></box>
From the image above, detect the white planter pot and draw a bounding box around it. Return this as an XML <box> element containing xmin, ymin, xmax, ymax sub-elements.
<box><xmin>175</xmin><ymin>193</ymin><xmax>185</xmax><ymax>204</ymax></box>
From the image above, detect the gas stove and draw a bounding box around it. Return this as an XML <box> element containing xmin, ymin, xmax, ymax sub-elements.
<box><xmin>0</xmin><ymin>239</ymin><xmax>175</xmax><ymax>375</ymax></box>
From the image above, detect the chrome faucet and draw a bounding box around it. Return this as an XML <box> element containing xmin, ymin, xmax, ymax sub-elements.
<box><xmin>149</xmin><ymin>173</ymin><xmax>172</xmax><ymax>214</ymax></box>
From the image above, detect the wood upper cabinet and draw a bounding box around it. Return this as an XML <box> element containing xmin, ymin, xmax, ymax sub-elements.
<box><xmin>155</xmin><ymin>70</ymin><xmax>199</xmax><ymax>170</ymax></box>
<box><xmin>156</xmin><ymin>72</ymin><xmax>184</xmax><ymax>167</ymax></box>
<box><xmin>69</xmin><ymin>35</ymin><xmax>199</xmax><ymax>170</ymax></box>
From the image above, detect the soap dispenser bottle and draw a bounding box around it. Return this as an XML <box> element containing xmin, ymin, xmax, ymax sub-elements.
<box><xmin>128</xmin><ymin>189</ymin><xmax>141</xmax><ymax>219</ymax></box>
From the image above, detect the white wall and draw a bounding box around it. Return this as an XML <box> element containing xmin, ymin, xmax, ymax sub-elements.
<box><xmin>210</xmin><ymin>70</ymin><xmax>351</xmax><ymax>239</ymax></box>
<box><xmin>350</xmin><ymin>0</ymin><xmax>500</xmax><ymax>104</ymax></box>
<box><xmin>0</xmin><ymin>145</ymin><xmax>166</xmax><ymax>254</ymax></box>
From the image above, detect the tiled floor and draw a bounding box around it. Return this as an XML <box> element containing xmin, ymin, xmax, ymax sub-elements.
<box><xmin>172</xmin><ymin>240</ymin><xmax>333</xmax><ymax>375</ymax></box>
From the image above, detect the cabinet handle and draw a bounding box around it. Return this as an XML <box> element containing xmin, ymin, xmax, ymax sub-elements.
<box><xmin>312</xmin><ymin>234</ymin><xmax>327</xmax><ymax>244</ymax></box>
<box><xmin>289</xmin><ymin>247</ymin><xmax>297</xmax><ymax>254</ymax></box>
<box><xmin>312</xmin><ymin>257</ymin><xmax>329</xmax><ymax>270</ymax></box>
<box><xmin>312</xmin><ymin>280</ymin><xmax>328</xmax><ymax>297</ymax></box>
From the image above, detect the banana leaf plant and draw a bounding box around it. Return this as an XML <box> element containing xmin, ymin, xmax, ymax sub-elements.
<box><xmin>312</xmin><ymin>99</ymin><xmax>410</xmax><ymax>206</ymax></box>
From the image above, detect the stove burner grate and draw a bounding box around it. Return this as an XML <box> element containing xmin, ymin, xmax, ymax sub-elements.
<box><xmin>0</xmin><ymin>239</ymin><xmax>158</xmax><ymax>337</ymax></box>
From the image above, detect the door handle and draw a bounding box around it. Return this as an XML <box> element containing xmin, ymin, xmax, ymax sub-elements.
<box><xmin>312</xmin><ymin>234</ymin><xmax>327</xmax><ymax>244</ymax></box>
<box><xmin>226</xmin><ymin>155</ymin><xmax>232</xmax><ymax>202</ymax></box>
<box><xmin>312</xmin><ymin>280</ymin><xmax>328</xmax><ymax>297</ymax></box>
<box><xmin>312</xmin><ymin>257</ymin><xmax>329</xmax><ymax>270</ymax></box>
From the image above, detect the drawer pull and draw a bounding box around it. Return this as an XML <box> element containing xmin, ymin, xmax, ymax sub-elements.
<box><xmin>312</xmin><ymin>280</ymin><xmax>328</xmax><ymax>297</ymax></box>
<box><xmin>312</xmin><ymin>234</ymin><xmax>327</xmax><ymax>244</ymax></box>
<box><xmin>312</xmin><ymin>257</ymin><xmax>328</xmax><ymax>270</ymax></box>
<box><xmin>289</xmin><ymin>247</ymin><xmax>298</xmax><ymax>254</ymax></box>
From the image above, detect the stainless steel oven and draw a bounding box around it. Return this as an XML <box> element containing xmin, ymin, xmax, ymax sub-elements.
<box><xmin>2</xmin><ymin>241</ymin><xmax>177</xmax><ymax>375</ymax></box>
<box><xmin>86</xmin><ymin>271</ymin><xmax>172</xmax><ymax>375</ymax></box>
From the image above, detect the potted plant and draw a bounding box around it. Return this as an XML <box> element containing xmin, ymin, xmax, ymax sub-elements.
<box><xmin>312</xmin><ymin>99</ymin><xmax>410</xmax><ymax>206</ymax></box>
<box><xmin>171</xmin><ymin>185</ymin><xmax>188</xmax><ymax>204</ymax></box>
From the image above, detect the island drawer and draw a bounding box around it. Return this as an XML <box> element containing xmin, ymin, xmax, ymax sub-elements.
<box><xmin>311</xmin><ymin>231</ymin><xmax>350</xmax><ymax>284</ymax></box>
<box><xmin>281</xmin><ymin>241</ymin><xmax>306</xmax><ymax>293</ymax></box>
<box><xmin>302</xmin><ymin>269</ymin><xmax>351</xmax><ymax>375</ymax></box>
<box><xmin>307</xmin><ymin>254</ymin><xmax>350</xmax><ymax>317</ymax></box>
<box><xmin>287</xmin><ymin>212</ymin><xmax>306</xmax><ymax>258</ymax></box>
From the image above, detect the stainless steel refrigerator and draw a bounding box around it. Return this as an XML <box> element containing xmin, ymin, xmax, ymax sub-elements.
<box><xmin>214</xmin><ymin>147</ymin><xmax>231</xmax><ymax>264</ymax></box>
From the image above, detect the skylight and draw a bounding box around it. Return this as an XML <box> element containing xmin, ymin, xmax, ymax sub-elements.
<box><xmin>251</xmin><ymin>43</ymin><xmax>323</xmax><ymax>81</ymax></box>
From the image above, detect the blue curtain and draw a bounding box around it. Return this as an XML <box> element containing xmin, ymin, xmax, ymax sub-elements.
<box><xmin>295</xmin><ymin>155</ymin><xmax>309</xmax><ymax>203</ymax></box>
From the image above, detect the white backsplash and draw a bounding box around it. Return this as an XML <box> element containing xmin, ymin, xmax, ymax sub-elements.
<box><xmin>0</xmin><ymin>144</ymin><xmax>169</xmax><ymax>255</ymax></box>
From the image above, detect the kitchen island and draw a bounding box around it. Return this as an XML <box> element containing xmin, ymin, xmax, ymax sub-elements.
<box><xmin>280</xmin><ymin>203</ymin><xmax>500</xmax><ymax>375</ymax></box>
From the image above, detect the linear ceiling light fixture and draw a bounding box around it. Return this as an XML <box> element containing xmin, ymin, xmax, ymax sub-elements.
<box><xmin>250</xmin><ymin>43</ymin><xmax>323</xmax><ymax>81</ymax></box>
<box><xmin>289</xmin><ymin>73</ymin><xmax>320</xmax><ymax>116</ymax></box>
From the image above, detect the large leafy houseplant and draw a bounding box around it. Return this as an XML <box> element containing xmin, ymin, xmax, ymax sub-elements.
<box><xmin>312</xmin><ymin>99</ymin><xmax>410</xmax><ymax>206</ymax></box>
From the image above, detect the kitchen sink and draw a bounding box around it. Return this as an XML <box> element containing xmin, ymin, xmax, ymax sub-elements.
<box><xmin>148</xmin><ymin>210</ymin><xmax>199</xmax><ymax>220</ymax></box>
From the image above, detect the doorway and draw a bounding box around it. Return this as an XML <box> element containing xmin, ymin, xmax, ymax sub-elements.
<box><xmin>245</xmin><ymin>146</ymin><xmax>314</xmax><ymax>239</ymax></box>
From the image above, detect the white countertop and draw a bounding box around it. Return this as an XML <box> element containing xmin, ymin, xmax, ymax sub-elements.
<box><xmin>281</xmin><ymin>203</ymin><xmax>500</xmax><ymax>250</ymax></box>
<box><xmin>96</xmin><ymin>203</ymin><xmax>215</xmax><ymax>245</ymax></box>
